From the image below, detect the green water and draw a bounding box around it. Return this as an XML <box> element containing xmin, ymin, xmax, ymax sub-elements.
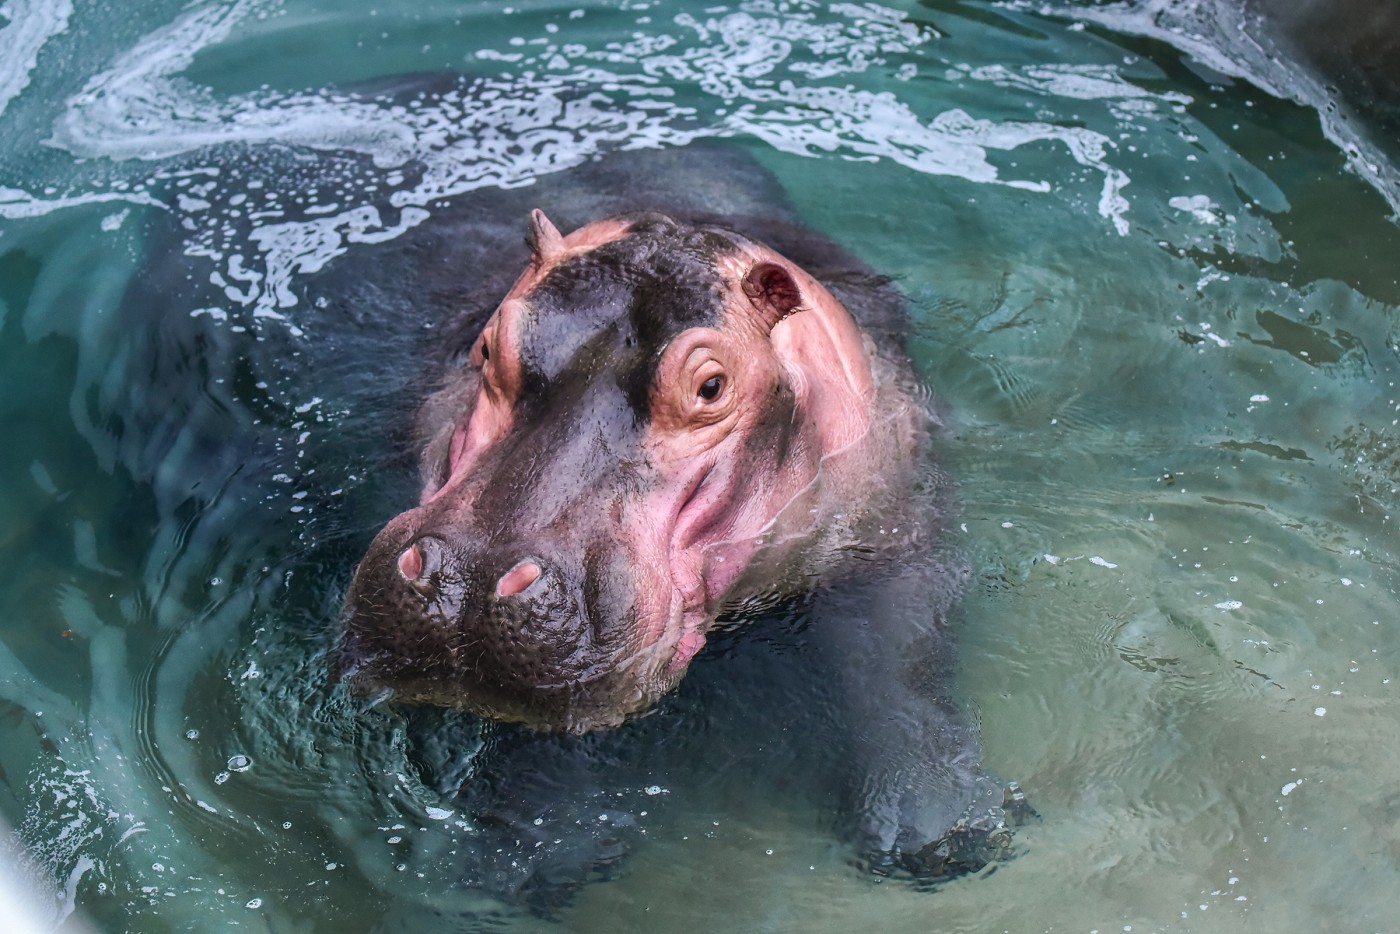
<box><xmin>2</xmin><ymin>0</ymin><xmax>1399</xmax><ymax>931</ymax></box>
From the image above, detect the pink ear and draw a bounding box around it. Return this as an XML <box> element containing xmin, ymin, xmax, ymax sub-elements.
<box><xmin>742</xmin><ymin>261</ymin><xmax>803</xmax><ymax>329</ymax></box>
<box><xmin>527</xmin><ymin>208</ymin><xmax>565</xmax><ymax>263</ymax></box>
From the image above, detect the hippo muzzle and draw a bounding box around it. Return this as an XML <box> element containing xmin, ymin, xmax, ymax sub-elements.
<box><xmin>344</xmin><ymin>533</ymin><xmax>588</xmax><ymax>679</ymax></box>
<box><xmin>339</xmin><ymin>511</ymin><xmax>669</xmax><ymax>731</ymax></box>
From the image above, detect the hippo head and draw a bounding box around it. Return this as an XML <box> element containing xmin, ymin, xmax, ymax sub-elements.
<box><xmin>338</xmin><ymin>209</ymin><xmax>879</xmax><ymax>732</ymax></box>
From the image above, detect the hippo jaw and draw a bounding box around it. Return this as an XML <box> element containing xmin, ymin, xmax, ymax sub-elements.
<box><xmin>338</xmin><ymin>210</ymin><xmax>877</xmax><ymax>733</ymax></box>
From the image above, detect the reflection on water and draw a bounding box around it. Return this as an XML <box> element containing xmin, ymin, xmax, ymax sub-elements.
<box><xmin>1</xmin><ymin>0</ymin><xmax>1399</xmax><ymax>931</ymax></box>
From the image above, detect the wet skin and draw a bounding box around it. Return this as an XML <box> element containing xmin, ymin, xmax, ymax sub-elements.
<box><xmin>340</xmin><ymin>209</ymin><xmax>925</xmax><ymax>733</ymax></box>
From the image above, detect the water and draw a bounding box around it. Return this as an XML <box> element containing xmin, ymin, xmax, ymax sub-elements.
<box><xmin>2</xmin><ymin>0</ymin><xmax>1399</xmax><ymax>930</ymax></box>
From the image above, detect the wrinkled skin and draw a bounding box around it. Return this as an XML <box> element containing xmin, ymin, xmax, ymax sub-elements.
<box><xmin>340</xmin><ymin>209</ymin><xmax>924</xmax><ymax>733</ymax></box>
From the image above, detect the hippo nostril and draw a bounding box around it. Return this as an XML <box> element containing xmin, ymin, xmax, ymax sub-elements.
<box><xmin>397</xmin><ymin>544</ymin><xmax>424</xmax><ymax>581</ymax></box>
<box><xmin>397</xmin><ymin>537</ymin><xmax>444</xmax><ymax>596</ymax></box>
<box><xmin>496</xmin><ymin>560</ymin><xmax>542</xmax><ymax>598</ymax></box>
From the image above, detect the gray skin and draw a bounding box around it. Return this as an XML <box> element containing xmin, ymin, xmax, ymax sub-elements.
<box><xmin>329</xmin><ymin>140</ymin><xmax>1016</xmax><ymax>900</ymax></box>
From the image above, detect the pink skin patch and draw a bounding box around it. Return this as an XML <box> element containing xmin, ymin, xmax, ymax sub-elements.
<box><xmin>397</xmin><ymin>543</ymin><xmax>423</xmax><ymax>580</ymax></box>
<box><xmin>636</xmin><ymin>247</ymin><xmax>877</xmax><ymax>681</ymax></box>
<box><xmin>666</xmin><ymin>626</ymin><xmax>706</xmax><ymax>675</ymax></box>
<box><xmin>496</xmin><ymin>560</ymin><xmax>542</xmax><ymax>598</ymax></box>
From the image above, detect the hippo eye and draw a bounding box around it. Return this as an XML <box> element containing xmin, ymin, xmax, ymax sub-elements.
<box><xmin>698</xmin><ymin>375</ymin><xmax>724</xmax><ymax>403</ymax></box>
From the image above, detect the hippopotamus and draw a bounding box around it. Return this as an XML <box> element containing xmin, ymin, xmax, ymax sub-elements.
<box><xmin>330</xmin><ymin>141</ymin><xmax>1018</xmax><ymax>899</ymax></box>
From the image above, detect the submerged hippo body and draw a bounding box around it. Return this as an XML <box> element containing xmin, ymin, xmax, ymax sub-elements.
<box><xmin>327</xmin><ymin>141</ymin><xmax>1014</xmax><ymax>896</ymax></box>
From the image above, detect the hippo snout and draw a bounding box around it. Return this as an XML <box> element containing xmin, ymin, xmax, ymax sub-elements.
<box><xmin>394</xmin><ymin>537</ymin><xmax>545</xmax><ymax>602</ymax></box>
<box><xmin>339</xmin><ymin>529</ymin><xmax>599</xmax><ymax>716</ymax></box>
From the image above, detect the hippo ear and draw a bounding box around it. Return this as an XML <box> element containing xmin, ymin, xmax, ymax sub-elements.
<box><xmin>742</xmin><ymin>261</ymin><xmax>803</xmax><ymax>330</ymax></box>
<box><xmin>526</xmin><ymin>208</ymin><xmax>566</xmax><ymax>264</ymax></box>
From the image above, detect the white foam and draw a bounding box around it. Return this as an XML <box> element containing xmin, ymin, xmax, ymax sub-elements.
<box><xmin>33</xmin><ymin>0</ymin><xmax>1168</xmax><ymax>331</ymax></box>
<box><xmin>963</xmin><ymin>62</ymin><xmax>1190</xmax><ymax>105</ymax></box>
<box><xmin>1169</xmin><ymin>194</ymin><xmax>1222</xmax><ymax>225</ymax></box>
<box><xmin>0</xmin><ymin>185</ymin><xmax>163</xmax><ymax>219</ymax></box>
<box><xmin>0</xmin><ymin>0</ymin><xmax>73</xmax><ymax>119</ymax></box>
<box><xmin>1031</xmin><ymin>0</ymin><xmax>1400</xmax><ymax>217</ymax></box>
<box><xmin>48</xmin><ymin>0</ymin><xmax>413</xmax><ymax>165</ymax></box>
<box><xmin>9</xmin><ymin>0</ymin><xmax>1380</xmax><ymax>340</ymax></box>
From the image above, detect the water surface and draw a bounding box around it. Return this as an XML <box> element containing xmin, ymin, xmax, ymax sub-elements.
<box><xmin>2</xmin><ymin>1</ymin><xmax>1399</xmax><ymax>931</ymax></box>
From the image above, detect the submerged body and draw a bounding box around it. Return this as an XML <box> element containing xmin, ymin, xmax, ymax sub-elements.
<box><xmin>331</xmin><ymin>142</ymin><xmax>1011</xmax><ymax>894</ymax></box>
